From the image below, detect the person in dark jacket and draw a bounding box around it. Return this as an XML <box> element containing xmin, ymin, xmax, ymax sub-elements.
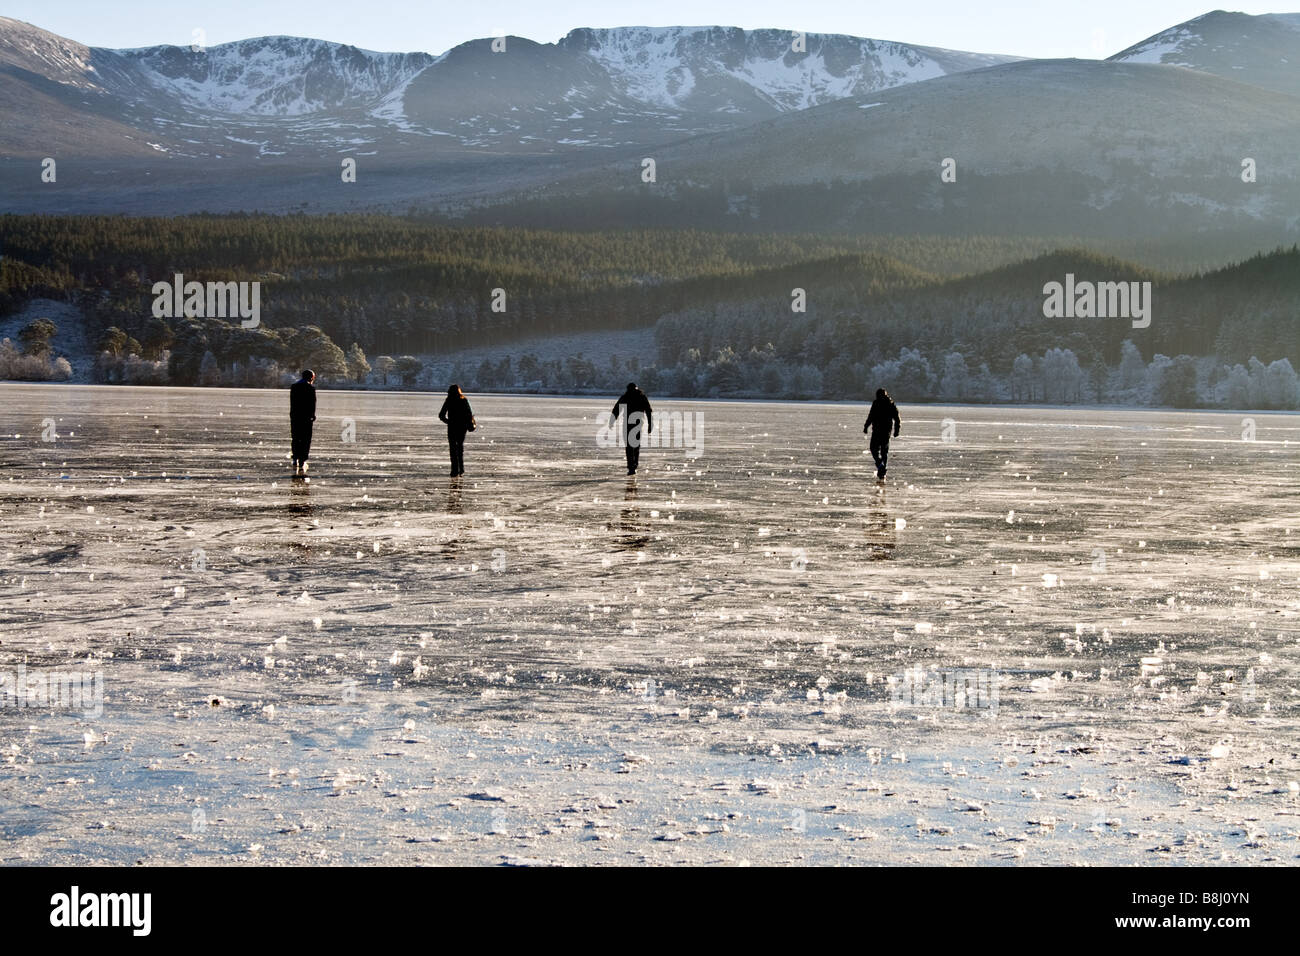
<box><xmin>864</xmin><ymin>387</ymin><xmax>901</xmax><ymax>482</ymax></box>
<box><xmin>438</xmin><ymin>384</ymin><xmax>475</xmax><ymax>477</ymax></box>
<box><xmin>289</xmin><ymin>369</ymin><xmax>316</xmax><ymax>476</ymax></box>
<box><xmin>610</xmin><ymin>383</ymin><xmax>653</xmax><ymax>475</ymax></box>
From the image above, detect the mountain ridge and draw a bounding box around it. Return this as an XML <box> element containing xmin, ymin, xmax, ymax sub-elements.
<box><xmin>0</xmin><ymin>17</ymin><xmax>1023</xmax><ymax>157</ymax></box>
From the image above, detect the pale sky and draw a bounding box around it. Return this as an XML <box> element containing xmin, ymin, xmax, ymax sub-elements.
<box><xmin>2</xmin><ymin>1</ymin><xmax>1292</xmax><ymax>60</ymax></box>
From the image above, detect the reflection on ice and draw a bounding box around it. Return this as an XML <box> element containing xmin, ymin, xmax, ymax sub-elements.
<box><xmin>865</xmin><ymin>503</ymin><xmax>897</xmax><ymax>560</ymax></box>
<box><xmin>1</xmin><ymin>386</ymin><xmax>1297</xmax><ymax>865</ymax></box>
<box><xmin>613</xmin><ymin>477</ymin><xmax>650</xmax><ymax>553</ymax></box>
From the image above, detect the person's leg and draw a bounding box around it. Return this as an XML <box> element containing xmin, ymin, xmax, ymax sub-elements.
<box><xmin>878</xmin><ymin>438</ymin><xmax>889</xmax><ymax>478</ymax></box>
<box><xmin>448</xmin><ymin>432</ymin><xmax>459</xmax><ymax>475</ymax></box>
<box><xmin>291</xmin><ymin>421</ymin><xmax>306</xmax><ymax>472</ymax></box>
<box><xmin>626</xmin><ymin>417</ymin><xmax>645</xmax><ymax>474</ymax></box>
<box><xmin>869</xmin><ymin>435</ymin><xmax>884</xmax><ymax>478</ymax></box>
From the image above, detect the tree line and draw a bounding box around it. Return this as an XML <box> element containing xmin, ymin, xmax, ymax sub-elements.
<box><xmin>1</xmin><ymin>214</ymin><xmax>1298</xmax><ymax>407</ymax></box>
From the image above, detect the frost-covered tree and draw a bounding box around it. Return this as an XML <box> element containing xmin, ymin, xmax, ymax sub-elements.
<box><xmin>1221</xmin><ymin>364</ymin><xmax>1250</xmax><ymax>408</ymax></box>
<box><xmin>372</xmin><ymin>355</ymin><xmax>395</xmax><ymax>386</ymax></box>
<box><xmin>141</xmin><ymin>318</ymin><xmax>174</xmax><ymax>359</ymax></box>
<box><xmin>969</xmin><ymin>362</ymin><xmax>997</xmax><ymax>402</ymax></box>
<box><xmin>496</xmin><ymin>356</ymin><xmax>514</xmax><ymax>388</ymax></box>
<box><xmin>395</xmin><ymin>355</ymin><xmax>424</xmax><ymax>387</ymax></box>
<box><xmin>1261</xmin><ymin>357</ymin><xmax>1299</xmax><ymax>409</ymax></box>
<box><xmin>122</xmin><ymin>353</ymin><xmax>170</xmax><ymax>385</ymax></box>
<box><xmin>1145</xmin><ymin>353</ymin><xmax>1172</xmax><ymax>403</ymax></box>
<box><xmin>1246</xmin><ymin>357</ymin><xmax>1268</xmax><ymax>407</ymax></box>
<box><xmin>758</xmin><ymin>362</ymin><xmax>784</xmax><ymax>396</ymax></box>
<box><xmin>1011</xmin><ymin>353</ymin><xmax>1035</xmax><ymax>402</ymax></box>
<box><xmin>516</xmin><ymin>354</ymin><xmax>541</xmax><ymax>384</ymax></box>
<box><xmin>872</xmin><ymin>347</ymin><xmax>932</xmax><ymax>400</ymax></box>
<box><xmin>824</xmin><ymin>356</ymin><xmax>856</xmax><ymax>398</ymax></box>
<box><xmin>237</xmin><ymin>357</ymin><xmax>280</xmax><ymax>388</ymax></box>
<box><xmin>346</xmin><ymin>343</ymin><xmax>370</xmax><ymax>384</ymax></box>
<box><xmin>940</xmin><ymin>352</ymin><xmax>970</xmax><ymax>401</ymax></box>
<box><xmin>787</xmin><ymin>364</ymin><xmax>824</xmax><ymax>400</ymax></box>
<box><xmin>292</xmin><ymin>327</ymin><xmax>348</xmax><ymax>381</ymax></box>
<box><xmin>1156</xmin><ymin>355</ymin><xmax>1198</xmax><ymax>407</ymax></box>
<box><xmin>1042</xmin><ymin>348</ymin><xmax>1085</xmax><ymax>403</ymax></box>
<box><xmin>18</xmin><ymin>318</ymin><xmax>57</xmax><ymax>358</ymax></box>
<box><xmin>895</xmin><ymin>348</ymin><xmax>934</xmax><ymax>400</ymax></box>
<box><xmin>1118</xmin><ymin>340</ymin><xmax>1145</xmax><ymax>389</ymax></box>
<box><xmin>198</xmin><ymin>350</ymin><xmax>222</xmax><ymax>386</ymax></box>
<box><xmin>98</xmin><ymin>327</ymin><xmax>129</xmax><ymax>357</ymax></box>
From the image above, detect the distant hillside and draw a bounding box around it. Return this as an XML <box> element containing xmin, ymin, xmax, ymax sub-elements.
<box><xmin>1</xmin><ymin>214</ymin><xmax>1298</xmax><ymax>407</ymax></box>
<box><xmin>464</xmin><ymin>58</ymin><xmax>1300</xmax><ymax>242</ymax></box>
<box><xmin>1110</xmin><ymin>10</ymin><xmax>1300</xmax><ymax>97</ymax></box>
<box><xmin>1</xmin><ymin>11</ymin><xmax>1298</xmax><ymax>256</ymax></box>
<box><xmin>0</xmin><ymin>17</ymin><xmax>1017</xmax><ymax>161</ymax></box>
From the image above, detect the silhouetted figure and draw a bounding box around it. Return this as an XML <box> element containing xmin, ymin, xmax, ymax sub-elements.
<box><xmin>289</xmin><ymin>369</ymin><xmax>316</xmax><ymax>476</ymax></box>
<box><xmin>864</xmin><ymin>387</ymin><xmax>900</xmax><ymax>482</ymax></box>
<box><xmin>438</xmin><ymin>384</ymin><xmax>475</xmax><ymax>477</ymax></box>
<box><xmin>611</xmin><ymin>382</ymin><xmax>653</xmax><ymax>475</ymax></box>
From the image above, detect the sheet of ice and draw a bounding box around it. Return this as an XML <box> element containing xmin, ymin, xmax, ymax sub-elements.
<box><xmin>1</xmin><ymin>386</ymin><xmax>1297</xmax><ymax>864</ymax></box>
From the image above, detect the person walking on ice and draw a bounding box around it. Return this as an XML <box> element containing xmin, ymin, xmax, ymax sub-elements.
<box><xmin>864</xmin><ymin>387</ymin><xmax>900</xmax><ymax>483</ymax></box>
<box><xmin>610</xmin><ymin>382</ymin><xmax>653</xmax><ymax>476</ymax></box>
<box><xmin>438</xmin><ymin>384</ymin><xmax>475</xmax><ymax>477</ymax></box>
<box><xmin>289</xmin><ymin>369</ymin><xmax>316</xmax><ymax>477</ymax></box>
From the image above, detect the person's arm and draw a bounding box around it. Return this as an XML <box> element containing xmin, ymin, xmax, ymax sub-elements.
<box><xmin>610</xmin><ymin>400</ymin><xmax>622</xmax><ymax>426</ymax></box>
<box><xmin>310</xmin><ymin>388</ymin><xmax>316</xmax><ymax>422</ymax></box>
<box><xmin>892</xmin><ymin>404</ymin><xmax>900</xmax><ymax>437</ymax></box>
<box><xmin>438</xmin><ymin>399</ymin><xmax>449</xmax><ymax>424</ymax></box>
<box><xmin>644</xmin><ymin>398</ymin><xmax>652</xmax><ymax>433</ymax></box>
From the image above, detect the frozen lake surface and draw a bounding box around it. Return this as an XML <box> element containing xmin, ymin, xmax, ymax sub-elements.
<box><xmin>2</xmin><ymin>385</ymin><xmax>1298</xmax><ymax>865</ymax></box>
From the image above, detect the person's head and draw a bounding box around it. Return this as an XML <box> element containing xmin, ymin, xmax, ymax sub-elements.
<box><xmin>876</xmin><ymin>388</ymin><xmax>888</xmax><ymax>400</ymax></box>
<box><xmin>302</xmin><ymin>369</ymin><xmax>315</xmax><ymax>383</ymax></box>
<box><xmin>448</xmin><ymin>384</ymin><xmax>464</xmax><ymax>399</ymax></box>
<box><xmin>627</xmin><ymin>382</ymin><xmax>637</xmax><ymax>393</ymax></box>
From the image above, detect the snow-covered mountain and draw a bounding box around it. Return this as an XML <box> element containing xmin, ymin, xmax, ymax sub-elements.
<box><xmin>518</xmin><ymin>55</ymin><xmax>1300</xmax><ymax>238</ymax></box>
<box><xmin>115</xmin><ymin>37</ymin><xmax>435</xmax><ymax>116</ymax></box>
<box><xmin>1109</xmin><ymin>10</ymin><xmax>1300</xmax><ymax>96</ymax></box>
<box><xmin>396</xmin><ymin>28</ymin><xmax>1021</xmax><ymax>152</ymax></box>
<box><xmin>0</xmin><ymin>17</ymin><xmax>1020</xmax><ymax>158</ymax></box>
<box><xmin>559</xmin><ymin>26</ymin><xmax>1009</xmax><ymax>113</ymax></box>
<box><xmin>2</xmin><ymin>10</ymin><xmax>1299</xmax><ymax>240</ymax></box>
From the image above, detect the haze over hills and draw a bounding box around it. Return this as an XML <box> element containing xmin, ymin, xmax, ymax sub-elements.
<box><xmin>0</xmin><ymin>11</ymin><xmax>1298</xmax><ymax>255</ymax></box>
<box><xmin>0</xmin><ymin>18</ymin><xmax>1018</xmax><ymax>159</ymax></box>
<box><xmin>483</xmin><ymin>56</ymin><xmax>1300</xmax><ymax>240</ymax></box>
<box><xmin>4</xmin><ymin>9</ymin><xmax>1300</xmax><ymax>404</ymax></box>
